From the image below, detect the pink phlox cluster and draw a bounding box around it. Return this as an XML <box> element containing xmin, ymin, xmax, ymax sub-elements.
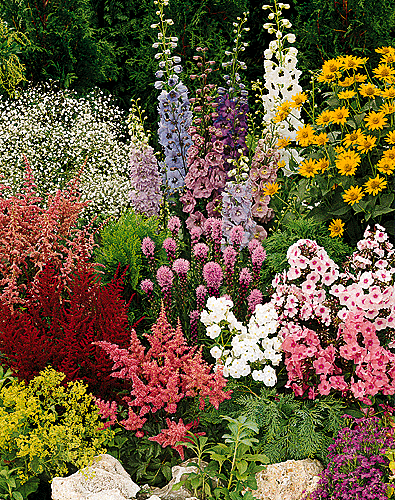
<box><xmin>95</xmin><ymin>306</ymin><xmax>231</xmax><ymax>435</ymax></box>
<box><xmin>332</xmin><ymin>225</ymin><xmax>395</xmax><ymax>334</ymax></box>
<box><xmin>149</xmin><ymin>418</ymin><xmax>203</xmax><ymax>460</ymax></box>
<box><xmin>129</xmin><ymin>143</ymin><xmax>162</xmax><ymax>217</ymax></box>
<box><xmin>281</xmin><ymin>312</ymin><xmax>395</xmax><ymax>404</ymax></box>
<box><xmin>248</xmin><ymin>137</ymin><xmax>280</xmax><ymax>222</ymax></box>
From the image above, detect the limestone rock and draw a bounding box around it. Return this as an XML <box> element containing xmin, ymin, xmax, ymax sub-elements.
<box><xmin>254</xmin><ymin>458</ymin><xmax>323</xmax><ymax>500</ymax></box>
<box><xmin>149</xmin><ymin>461</ymin><xmax>204</xmax><ymax>500</ymax></box>
<box><xmin>51</xmin><ymin>454</ymin><xmax>140</xmax><ymax>500</ymax></box>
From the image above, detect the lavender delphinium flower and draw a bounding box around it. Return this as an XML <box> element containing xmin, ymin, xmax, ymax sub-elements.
<box><xmin>151</xmin><ymin>0</ymin><xmax>192</xmax><ymax>193</ymax></box>
<box><xmin>128</xmin><ymin>99</ymin><xmax>162</xmax><ymax>217</ymax></box>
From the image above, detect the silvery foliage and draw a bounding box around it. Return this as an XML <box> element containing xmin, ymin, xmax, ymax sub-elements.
<box><xmin>0</xmin><ymin>82</ymin><xmax>131</xmax><ymax>219</ymax></box>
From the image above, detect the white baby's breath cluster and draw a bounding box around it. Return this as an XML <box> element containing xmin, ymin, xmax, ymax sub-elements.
<box><xmin>259</xmin><ymin>0</ymin><xmax>304</xmax><ymax>174</ymax></box>
<box><xmin>0</xmin><ymin>82</ymin><xmax>132</xmax><ymax>219</ymax></box>
<box><xmin>200</xmin><ymin>296</ymin><xmax>282</xmax><ymax>386</ymax></box>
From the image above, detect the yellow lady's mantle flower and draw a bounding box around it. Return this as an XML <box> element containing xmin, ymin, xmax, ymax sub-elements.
<box><xmin>364</xmin><ymin>175</ymin><xmax>387</xmax><ymax>195</ymax></box>
<box><xmin>342</xmin><ymin>185</ymin><xmax>364</xmax><ymax>205</ymax></box>
<box><xmin>328</xmin><ymin>219</ymin><xmax>345</xmax><ymax>238</ymax></box>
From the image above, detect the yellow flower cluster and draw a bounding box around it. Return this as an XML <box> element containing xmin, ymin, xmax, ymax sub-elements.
<box><xmin>273</xmin><ymin>47</ymin><xmax>395</xmax><ymax>209</ymax></box>
<box><xmin>0</xmin><ymin>368</ymin><xmax>112</xmax><ymax>483</ymax></box>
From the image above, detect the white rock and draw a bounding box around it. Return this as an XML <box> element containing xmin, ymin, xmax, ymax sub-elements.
<box><xmin>254</xmin><ymin>459</ymin><xmax>323</xmax><ymax>500</ymax></box>
<box><xmin>51</xmin><ymin>454</ymin><xmax>140</xmax><ymax>500</ymax></box>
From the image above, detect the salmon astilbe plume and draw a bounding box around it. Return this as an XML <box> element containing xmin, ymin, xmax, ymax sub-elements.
<box><xmin>94</xmin><ymin>304</ymin><xmax>231</xmax><ymax>444</ymax></box>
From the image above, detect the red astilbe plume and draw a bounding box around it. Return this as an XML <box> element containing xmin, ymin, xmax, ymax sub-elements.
<box><xmin>0</xmin><ymin>157</ymin><xmax>96</xmax><ymax>309</ymax></box>
<box><xmin>0</xmin><ymin>262</ymin><xmax>140</xmax><ymax>400</ymax></box>
<box><xmin>94</xmin><ymin>304</ymin><xmax>232</xmax><ymax>440</ymax></box>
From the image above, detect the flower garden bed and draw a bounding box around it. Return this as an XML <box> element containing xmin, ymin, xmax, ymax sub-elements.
<box><xmin>0</xmin><ymin>0</ymin><xmax>395</xmax><ymax>499</ymax></box>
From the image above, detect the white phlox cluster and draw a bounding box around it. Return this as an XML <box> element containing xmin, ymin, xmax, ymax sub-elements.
<box><xmin>260</xmin><ymin>1</ymin><xmax>304</xmax><ymax>174</ymax></box>
<box><xmin>200</xmin><ymin>297</ymin><xmax>283</xmax><ymax>386</ymax></box>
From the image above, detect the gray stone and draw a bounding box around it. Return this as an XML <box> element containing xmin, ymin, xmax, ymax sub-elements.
<box><xmin>149</xmin><ymin>461</ymin><xmax>205</xmax><ymax>500</ymax></box>
<box><xmin>51</xmin><ymin>454</ymin><xmax>140</xmax><ymax>500</ymax></box>
<box><xmin>254</xmin><ymin>458</ymin><xmax>323</xmax><ymax>500</ymax></box>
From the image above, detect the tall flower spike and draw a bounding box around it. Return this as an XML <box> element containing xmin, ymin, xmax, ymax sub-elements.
<box><xmin>152</xmin><ymin>0</ymin><xmax>192</xmax><ymax>193</ymax></box>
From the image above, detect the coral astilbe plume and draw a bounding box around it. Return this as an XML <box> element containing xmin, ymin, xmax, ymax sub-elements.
<box><xmin>0</xmin><ymin>262</ymin><xmax>136</xmax><ymax>400</ymax></box>
<box><xmin>0</xmin><ymin>157</ymin><xmax>95</xmax><ymax>309</ymax></box>
<box><xmin>94</xmin><ymin>304</ymin><xmax>231</xmax><ymax>442</ymax></box>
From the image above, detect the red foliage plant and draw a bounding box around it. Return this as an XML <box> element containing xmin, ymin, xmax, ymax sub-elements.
<box><xmin>0</xmin><ymin>157</ymin><xmax>96</xmax><ymax>309</ymax></box>
<box><xmin>94</xmin><ymin>304</ymin><xmax>232</xmax><ymax>447</ymax></box>
<box><xmin>0</xmin><ymin>262</ymin><xmax>140</xmax><ymax>400</ymax></box>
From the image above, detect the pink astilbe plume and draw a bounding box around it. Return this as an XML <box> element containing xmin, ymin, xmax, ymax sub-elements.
<box><xmin>94</xmin><ymin>304</ymin><xmax>231</xmax><ymax>439</ymax></box>
<box><xmin>0</xmin><ymin>157</ymin><xmax>96</xmax><ymax>309</ymax></box>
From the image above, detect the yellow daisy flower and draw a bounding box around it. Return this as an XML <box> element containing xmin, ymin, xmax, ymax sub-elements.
<box><xmin>313</xmin><ymin>132</ymin><xmax>329</xmax><ymax>146</ymax></box>
<box><xmin>342</xmin><ymin>185</ymin><xmax>364</xmax><ymax>205</ymax></box>
<box><xmin>377</xmin><ymin>156</ymin><xmax>395</xmax><ymax>174</ymax></box>
<box><xmin>338</xmin><ymin>90</ymin><xmax>356</xmax><ymax>99</ymax></box>
<box><xmin>317</xmin><ymin>59</ymin><xmax>342</xmax><ymax>83</ymax></box>
<box><xmin>382</xmin><ymin>53</ymin><xmax>395</xmax><ymax>65</ymax></box>
<box><xmin>357</xmin><ymin>134</ymin><xmax>377</xmax><ymax>153</ymax></box>
<box><xmin>373</xmin><ymin>64</ymin><xmax>395</xmax><ymax>82</ymax></box>
<box><xmin>380</xmin><ymin>102</ymin><xmax>395</xmax><ymax>115</ymax></box>
<box><xmin>330</xmin><ymin>106</ymin><xmax>349</xmax><ymax>125</ymax></box>
<box><xmin>340</xmin><ymin>55</ymin><xmax>367</xmax><ymax>71</ymax></box>
<box><xmin>276</xmin><ymin>136</ymin><xmax>291</xmax><ymax>149</ymax></box>
<box><xmin>343</xmin><ymin>129</ymin><xmax>364</xmax><ymax>149</ymax></box>
<box><xmin>335</xmin><ymin>151</ymin><xmax>361</xmax><ymax>176</ymax></box>
<box><xmin>298</xmin><ymin>158</ymin><xmax>320</xmax><ymax>178</ymax></box>
<box><xmin>359</xmin><ymin>83</ymin><xmax>380</xmax><ymax>98</ymax></box>
<box><xmin>364</xmin><ymin>111</ymin><xmax>388</xmax><ymax>130</ymax></box>
<box><xmin>384</xmin><ymin>130</ymin><xmax>395</xmax><ymax>144</ymax></box>
<box><xmin>338</xmin><ymin>76</ymin><xmax>355</xmax><ymax>87</ymax></box>
<box><xmin>354</xmin><ymin>73</ymin><xmax>367</xmax><ymax>83</ymax></box>
<box><xmin>383</xmin><ymin>147</ymin><xmax>395</xmax><ymax>161</ymax></box>
<box><xmin>262</xmin><ymin>182</ymin><xmax>280</xmax><ymax>196</ymax></box>
<box><xmin>316</xmin><ymin>158</ymin><xmax>330</xmax><ymax>172</ymax></box>
<box><xmin>328</xmin><ymin>219</ymin><xmax>345</xmax><ymax>238</ymax></box>
<box><xmin>273</xmin><ymin>101</ymin><xmax>292</xmax><ymax>123</ymax></box>
<box><xmin>296</xmin><ymin>124</ymin><xmax>316</xmax><ymax>147</ymax></box>
<box><xmin>381</xmin><ymin>86</ymin><xmax>395</xmax><ymax>99</ymax></box>
<box><xmin>364</xmin><ymin>175</ymin><xmax>388</xmax><ymax>195</ymax></box>
<box><xmin>291</xmin><ymin>92</ymin><xmax>308</xmax><ymax>109</ymax></box>
<box><xmin>376</xmin><ymin>46</ymin><xmax>395</xmax><ymax>56</ymax></box>
<box><xmin>315</xmin><ymin>110</ymin><xmax>332</xmax><ymax>127</ymax></box>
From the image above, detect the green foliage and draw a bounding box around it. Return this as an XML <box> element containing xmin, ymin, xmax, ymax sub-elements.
<box><xmin>0</xmin><ymin>0</ymin><xmax>116</xmax><ymax>91</ymax></box>
<box><xmin>0</xmin><ymin>367</ymin><xmax>113</xmax><ymax>488</ymax></box>
<box><xmin>106</xmin><ymin>422</ymin><xmax>179</xmax><ymax>487</ymax></box>
<box><xmin>290</xmin><ymin>0</ymin><xmax>395</xmax><ymax>77</ymax></box>
<box><xmin>261</xmin><ymin>216</ymin><xmax>353</xmax><ymax>288</ymax></box>
<box><xmin>95</xmin><ymin>208</ymin><xmax>169</xmax><ymax>293</ymax></box>
<box><xmin>236</xmin><ymin>388</ymin><xmax>349</xmax><ymax>466</ymax></box>
<box><xmin>174</xmin><ymin>415</ymin><xmax>268</xmax><ymax>500</ymax></box>
<box><xmin>0</xmin><ymin>19</ymin><xmax>29</xmax><ymax>97</ymax></box>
